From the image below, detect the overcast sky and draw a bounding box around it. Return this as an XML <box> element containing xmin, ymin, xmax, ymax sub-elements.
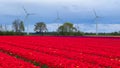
<box><xmin>0</xmin><ymin>0</ymin><xmax>120</xmax><ymax>32</ymax></box>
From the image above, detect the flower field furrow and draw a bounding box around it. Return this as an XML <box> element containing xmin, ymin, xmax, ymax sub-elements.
<box><xmin>0</xmin><ymin>43</ymin><xmax>93</xmax><ymax>68</ymax></box>
<box><xmin>17</xmin><ymin>41</ymin><xmax>120</xmax><ymax>60</ymax></box>
<box><xmin>1</xmin><ymin>41</ymin><xmax>120</xmax><ymax>67</ymax></box>
<box><xmin>0</xmin><ymin>52</ymin><xmax>39</xmax><ymax>68</ymax></box>
<box><xmin>0</xmin><ymin>36</ymin><xmax>120</xmax><ymax>68</ymax></box>
<box><xmin>3</xmin><ymin>39</ymin><xmax>120</xmax><ymax>60</ymax></box>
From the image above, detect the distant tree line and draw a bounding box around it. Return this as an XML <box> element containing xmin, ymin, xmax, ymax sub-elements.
<box><xmin>0</xmin><ymin>19</ymin><xmax>25</xmax><ymax>35</ymax></box>
<box><xmin>0</xmin><ymin>19</ymin><xmax>120</xmax><ymax>36</ymax></box>
<box><xmin>33</xmin><ymin>21</ymin><xmax>84</xmax><ymax>36</ymax></box>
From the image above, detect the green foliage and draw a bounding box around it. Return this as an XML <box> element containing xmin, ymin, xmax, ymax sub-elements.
<box><xmin>57</xmin><ymin>22</ymin><xmax>77</xmax><ymax>33</ymax></box>
<box><xmin>57</xmin><ymin>22</ymin><xmax>83</xmax><ymax>36</ymax></box>
<box><xmin>111</xmin><ymin>32</ymin><xmax>120</xmax><ymax>35</ymax></box>
<box><xmin>0</xmin><ymin>31</ymin><xmax>25</xmax><ymax>35</ymax></box>
<box><xmin>12</xmin><ymin>19</ymin><xmax>25</xmax><ymax>32</ymax></box>
<box><xmin>34</xmin><ymin>22</ymin><xmax>48</xmax><ymax>35</ymax></box>
<box><xmin>0</xmin><ymin>24</ymin><xmax>3</xmax><ymax>31</ymax></box>
<box><xmin>84</xmin><ymin>31</ymin><xmax>120</xmax><ymax>36</ymax></box>
<box><xmin>41</xmin><ymin>64</ymin><xmax>48</xmax><ymax>68</ymax></box>
<box><xmin>74</xmin><ymin>31</ymin><xmax>84</xmax><ymax>36</ymax></box>
<box><xmin>19</xmin><ymin>21</ymin><xmax>25</xmax><ymax>32</ymax></box>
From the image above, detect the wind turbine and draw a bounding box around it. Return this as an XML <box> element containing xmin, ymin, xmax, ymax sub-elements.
<box><xmin>53</xmin><ymin>10</ymin><xmax>64</xmax><ymax>33</ymax></box>
<box><xmin>22</xmin><ymin>6</ymin><xmax>35</xmax><ymax>35</ymax></box>
<box><xmin>54</xmin><ymin>10</ymin><xmax>63</xmax><ymax>23</ymax></box>
<box><xmin>93</xmin><ymin>9</ymin><xmax>102</xmax><ymax>35</ymax></box>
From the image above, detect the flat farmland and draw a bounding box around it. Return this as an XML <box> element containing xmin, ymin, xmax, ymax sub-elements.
<box><xmin>0</xmin><ymin>36</ymin><xmax>120</xmax><ymax>68</ymax></box>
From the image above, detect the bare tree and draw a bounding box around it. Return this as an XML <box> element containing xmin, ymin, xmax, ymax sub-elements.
<box><xmin>12</xmin><ymin>19</ymin><xmax>25</xmax><ymax>32</ymax></box>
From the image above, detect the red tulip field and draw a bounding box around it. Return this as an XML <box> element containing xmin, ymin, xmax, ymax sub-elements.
<box><xmin>0</xmin><ymin>36</ymin><xmax>120</xmax><ymax>68</ymax></box>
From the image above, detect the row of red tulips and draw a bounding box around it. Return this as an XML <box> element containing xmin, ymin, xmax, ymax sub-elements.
<box><xmin>6</xmin><ymin>36</ymin><xmax>120</xmax><ymax>60</ymax></box>
<box><xmin>0</xmin><ymin>36</ymin><xmax>120</xmax><ymax>68</ymax></box>
<box><xmin>0</xmin><ymin>52</ymin><xmax>39</xmax><ymax>68</ymax></box>
<box><xmin>1</xmin><ymin>40</ymin><xmax>120</xmax><ymax>68</ymax></box>
<box><xmin>0</xmin><ymin>43</ymin><xmax>93</xmax><ymax>68</ymax></box>
<box><xmin>2</xmin><ymin>36</ymin><xmax>120</xmax><ymax>58</ymax></box>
